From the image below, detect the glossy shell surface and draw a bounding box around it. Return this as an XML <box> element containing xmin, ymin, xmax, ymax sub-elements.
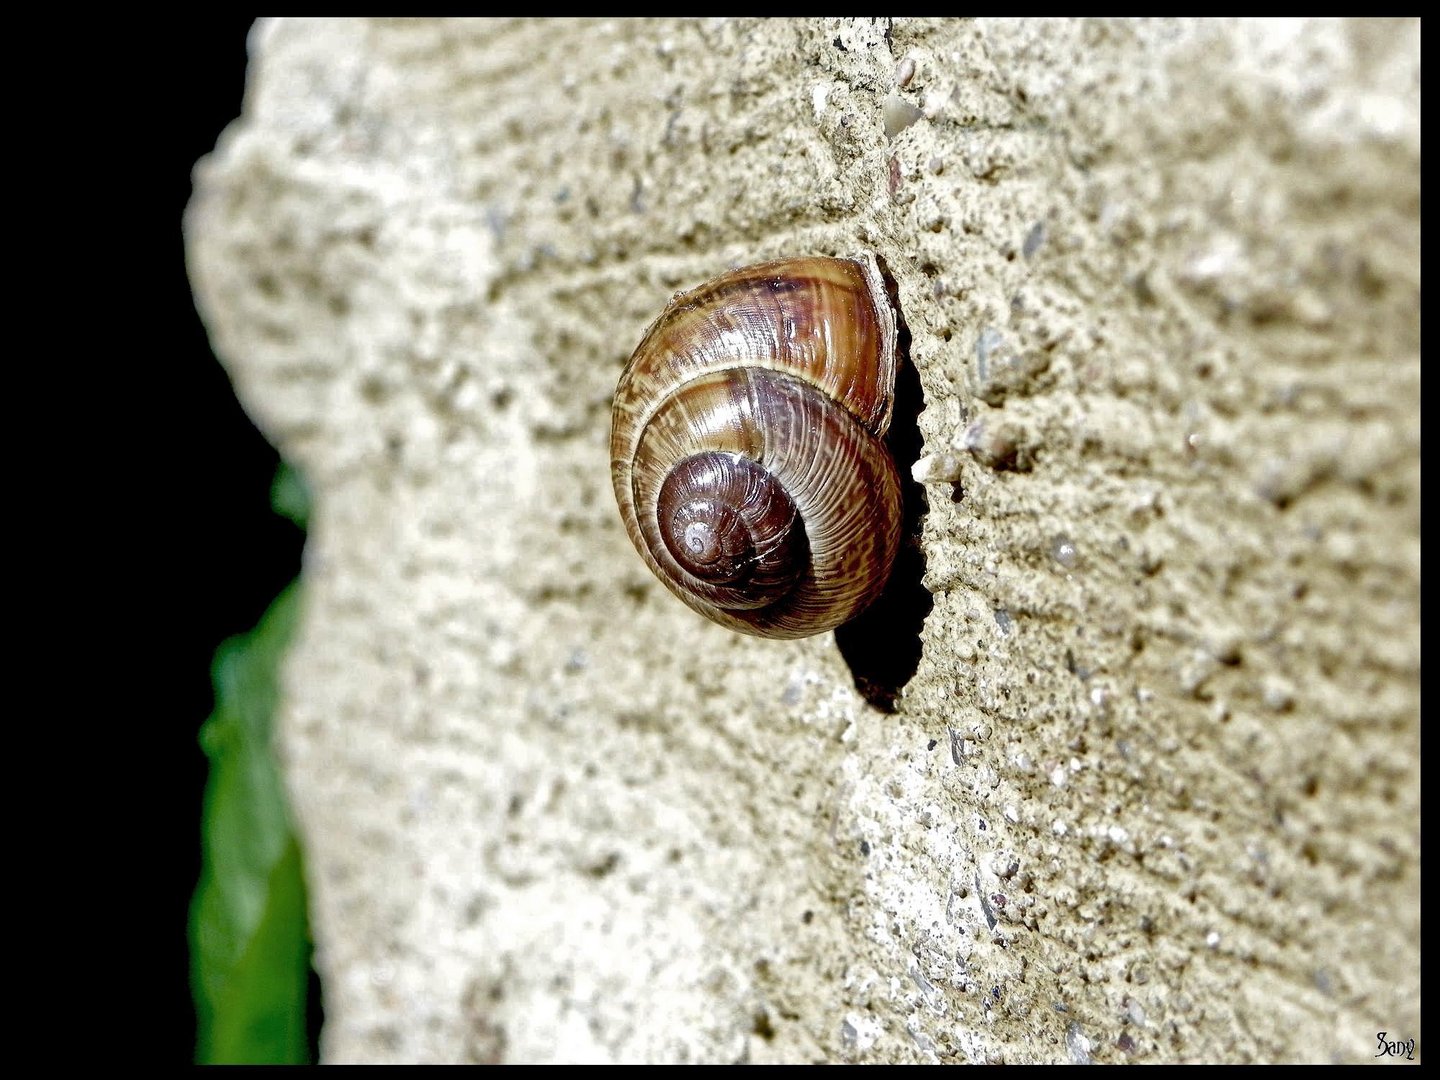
<box><xmin>611</xmin><ymin>255</ymin><xmax>901</xmax><ymax>638</ymax></box>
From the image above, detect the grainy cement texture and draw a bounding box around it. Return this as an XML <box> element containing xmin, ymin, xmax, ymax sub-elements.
<box><xmin>186</xmin><ymin>18</ymin><xmax>1421</xmax><ymax>1064</ymax></box>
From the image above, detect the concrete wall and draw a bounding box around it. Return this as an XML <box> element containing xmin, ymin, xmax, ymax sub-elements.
<box><xmin>187</xmin><ymin>18</ymin><xmax>1420</xmax><ymax>1063</ymax></box>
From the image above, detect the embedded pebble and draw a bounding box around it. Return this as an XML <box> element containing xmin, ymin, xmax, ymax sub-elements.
<box><xmin>912</xmin><ymin>451</ymin><xmax>966</xmax><ymax>484</ymax></box>
<box><xmin>883</xmin><ymin>95</ymin><xmax>924</xmax><ymax>139</ymax></box>
<box><xmin>1066</xmin><ymin>1022</ymin><xmax>1093</xmax><ymax>1065</ymax></box>
<box><xmin>1023</xmin><ymin>222</ymin><xmax>1047</xmax><ymax>258</ymax></box>
<box><xmin>962</xmin><ymin>418</ymin><xmax>1030</xmax><ymax>471</ymax></box>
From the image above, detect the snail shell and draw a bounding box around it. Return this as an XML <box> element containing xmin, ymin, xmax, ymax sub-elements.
<box><xmin>611</xmin><ymin>254</ymin><xmax>902</xmax><ymax>638</ymax></box>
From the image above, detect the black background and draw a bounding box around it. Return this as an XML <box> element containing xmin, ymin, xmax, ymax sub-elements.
<box><xmin>163</xmin><ymin>17</ymin><xmax>305</xmax><ymax>1060</ymax></box>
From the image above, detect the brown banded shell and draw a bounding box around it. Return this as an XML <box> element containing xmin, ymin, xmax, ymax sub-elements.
<box><xmin>611</xmin><ymin>255</ymin><xmax>902</xmax><ymax>638</ymax></box>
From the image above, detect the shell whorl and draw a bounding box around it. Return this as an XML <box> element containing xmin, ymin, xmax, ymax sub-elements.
<box><xmin>611</xmin><ymin>255</ymin><xmax>902</xmax><ymax>638</ymax></box>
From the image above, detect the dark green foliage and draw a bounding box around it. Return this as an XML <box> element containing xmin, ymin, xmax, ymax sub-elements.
<box><xmin>191</xmin><ymin>466</ymin><xmax>313</xmax><ymax>1063</ymax></box>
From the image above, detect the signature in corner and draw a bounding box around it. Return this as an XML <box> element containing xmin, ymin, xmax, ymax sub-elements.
<box><xmin>1376</xmin><ymin>1032</ymin><xmax>1416</xmax><ymax>1061</ymax></box>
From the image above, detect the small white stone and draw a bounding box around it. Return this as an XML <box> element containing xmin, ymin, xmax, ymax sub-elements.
<box><xmin>812</xmin><ymin>83</ymin><xmax>830</xmax><ymax>118</ymax></box>
<box><xmin>911</xmin><ymin>451</ymin><xmax>965</xmax><ymax>484</ymax></box>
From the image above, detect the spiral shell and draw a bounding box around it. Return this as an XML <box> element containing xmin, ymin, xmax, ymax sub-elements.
<box><xmin>611</xmin><ymin>254</ymin><xmax>902</xmax><ymax>638</ymax></box>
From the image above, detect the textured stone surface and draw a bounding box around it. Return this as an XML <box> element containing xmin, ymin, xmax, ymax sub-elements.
<box><xmin>187</xmin><ymin>18</ymin><xmax>1420</xmax><ymax>1064</ymax></box>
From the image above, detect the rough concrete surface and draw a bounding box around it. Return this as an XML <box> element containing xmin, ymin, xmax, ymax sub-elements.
<box><xmin>186</xmin><ymin>18</ymin><xmax>1420</xmax><ymax>1064</ymax></box>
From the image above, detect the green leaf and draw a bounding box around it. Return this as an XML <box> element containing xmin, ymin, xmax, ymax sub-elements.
<box><xmin>270</xmin><ymin>463</ymin><xmax>311</xmax><ymax>529</ymax></box>
<box><xmin>191</xmin><ymin>583</ymin><xmax>312</xmax><ymax>1064</ymax></box>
